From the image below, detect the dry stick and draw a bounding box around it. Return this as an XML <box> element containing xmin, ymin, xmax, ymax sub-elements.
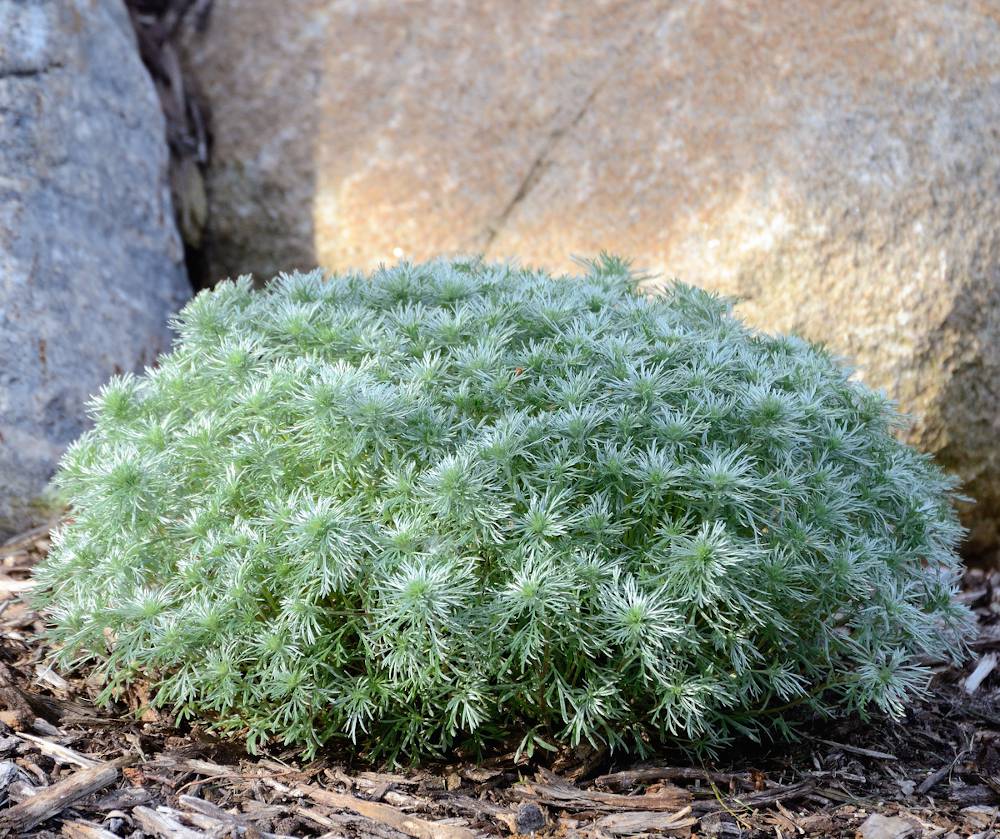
<box><xmin>153</xmin><ymin>752</ymin><xmax>309</xmax><ymax>788</ymax></box>
<box><xmin>300</xmin><ymin>809</ymin><xmax>412</xmax><ymax>839</ymax></box>
<box><xmin>297</xmin><ymin>782</ymin><xmax>476</xmax><ymax>839</ymax></box>
<box><xmin>178</xmin><ymin>793</ymin><xmax>249</xmax><ymax>823</ymax></box>
<box><xmin>813</xmin><ymin>739</ymin><xmax>898</xmax><ymax>761</ymax></box>
<box><xmin>424</xmin><ymin>793</ymin><xmax>512</xmax><ymax>822</ymax></box>
<box><xmin>178</xmin><ymin>795</ymin><xmax>297</xmax><ymax>839</ymax></box>
<box><xmin>132</xmin><ymin>806</ymin><xmax>207</xmax><ymax>839</ymax></box>
<box><xmin>916</xmin><ymin>762</ymin><xmax>954</xmax><ymax>796</ymax></box>
<box><xmin>15</xmin><ymin>732</ymin><xmax>101</xmax><ymax>769</ymax></box>
<box><xmin>691</xmin><ymin>780</ymin><xmax>815</xmax><ymax>815</ymax></box>
<box><xmin>293</xmin><ymin>806</ymin><xmax>352</xmax><ymax>831</ymax></box>
<box><xmin>0</xmin><ymin>578</ymin><xmax>35</xmax><ymax>595</ymax></box>
<box><xmin>0</xmin><ymin>521</ymin><xmax>57</xmax><ymax>556</ymax></box>
<box><xmin>593</xmin><ymin>766</ymin><xmax>753</xmax><ymax>792</ymax></box>
<box><xmin>964</xmin><ymin>653</ymin><xmax>998</xmax><ymax>695</ymax></box>
<box><xmin>182</xmin><ymin>809</ymin><xmax>254</xmax><ymax>833</ymax></box>
<box><xmin>594</xmin><ymin>805</ymin><xmax>697</xmax><ymax>836</ymax></box>
<box><xmin>0</xmin><ymin>759</ymin><xmax>127</xmax><ymax>835</ymax></box>
<box><xmin>357</xmin><ymin>771</ymin><xmax>421</xmax><ymax>788</ymax></box>
<box><xmin>151</xmin><ymin>754</ymin><xmax>242</xmax><ymax>778</ymax></box>
<box><xmin>60</xmin><ymin>820</ymin><xmax>120</xmax><ymax>839</ymax></box>
<box><xmin>515</xmin><ymin>769</ymin><xmax>690</xmax><ymax>812</ymax></box>
<box><xmin>35</xmin><ymin>664</ymin><xmax>72</xmax><ymax>693</ymax></box>
<box><xmin>915</xmin><ymin>748</ymin><xmax>970</xmax><ymax>796</ymax></box>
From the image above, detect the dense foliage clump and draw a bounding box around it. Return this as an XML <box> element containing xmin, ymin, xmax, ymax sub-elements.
<box><xmin>35</xmin><ymin>257</ymin><xmax>972</xmax><ymax>760</ymax></box>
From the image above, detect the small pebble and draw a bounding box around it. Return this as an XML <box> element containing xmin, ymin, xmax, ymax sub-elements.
<box><xmin>515</xmin><ymin>802</ymin><xmax>546</xmax><ymax>833</ymax></box>
<box><xmin>102</xmin><ymin>808</ymin><xmax>132</xmax><ymax>835</ymax></box>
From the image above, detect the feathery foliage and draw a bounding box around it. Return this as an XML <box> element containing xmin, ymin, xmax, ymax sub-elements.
<box><xmin>35</xmin><ymin>257</ymin><xmax>973</xmax><ymax>760</ymax></box>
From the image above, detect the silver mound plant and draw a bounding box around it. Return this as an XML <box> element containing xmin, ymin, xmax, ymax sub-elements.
<box><xmin>35</xmin><ymin>257</ymin><xmax>973</xmax><ymax>760</ymax></box>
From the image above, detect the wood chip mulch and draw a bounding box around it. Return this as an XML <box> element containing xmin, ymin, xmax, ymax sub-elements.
<box><xmin>0</xmin><ymin>523</ymin><xmax>997</xmax><ymax>838</ymax></box>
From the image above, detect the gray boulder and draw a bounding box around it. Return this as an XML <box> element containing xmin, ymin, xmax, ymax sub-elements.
<box><xmin>0</xmin><ymin>0</ymin><xmax>190</xmax><ymax>536</ymax></box>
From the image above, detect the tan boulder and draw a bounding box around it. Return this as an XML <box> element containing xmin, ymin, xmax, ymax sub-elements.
<box><xmin>185</xmin><ymin>0</ymin><xmax>1000</xmax><ymax>553</ymax></box>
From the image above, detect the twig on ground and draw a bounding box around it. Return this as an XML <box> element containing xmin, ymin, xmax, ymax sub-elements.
<box><xmin>0</xmin><ymin>521</ymin><xmax>57</xmax><ymax>557</ymax></box>
<box><xmin>0</xmin><ymin>758</ymin><xmax>130</xmax><ymax>834</ymax></box>
<box><xmin>16</xmin><ymin>731</ymin><xmax>101</xmax><ymax>768</ymax></box>
<box><xmin>296</xmin><ymin>782</ymin><xmax>477</xmax><ymax>839</ymax></box>
<box><xmin>964</xmin><ymin>653</ymin><xmax>998</xmax><ymax>694</ymax></box>
<box><xmin>813</xmin><ymin>739</ymin><xmax>898</xmax><ymax>761</ymax></box>
<box><xmin>593</xmin><ymin>765</ymin><xmax>754</xmax><ymax>792</ymax></box>
<box><xmin>915</xmin><ymin>749</ymin><xmax>970</xmax><ymax>796</ymax></box>
<box><xmin>593</xmin><ymin>805</ymin><xmax>697</xmax><ymax>836</ymax></box>
<box><xmin>60</xmin><ymin>819</ymin><xmax>120</xmax><ymax>838</ymax></box>
<box><xmin>0</xmin><ymin>578</ymin><xmax>35</xmax><ymax>594</ymax></box>
<box><xmin>515</xmin><ymin>768</ymin><xmax>690</xmax><ymax>812</ymax></box>
<box><xmin>133</xmin><ymin>805</ymin><xmax>206</xmax><ymax>838</ymax></box>
<box><xmin>691</xmin><ymin>781</ymin><xmax>815</xmax><ymax>815</ymax></box>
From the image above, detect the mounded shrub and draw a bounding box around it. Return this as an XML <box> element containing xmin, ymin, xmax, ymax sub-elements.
<box><xmin>35</xmin><ymin>257</ymin><xmax>973</xmax><ymax>760</ymax></box>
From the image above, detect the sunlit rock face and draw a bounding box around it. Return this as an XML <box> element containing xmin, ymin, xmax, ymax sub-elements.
<box><xmin>185</xmin><ymin>0</ymin><xmax>1000</xmax><ymax>553</ymax></box>
<box><xmin>0</xmin><ymin>0</ymin><xmax>190</xmax><ymax>536</ymax></box>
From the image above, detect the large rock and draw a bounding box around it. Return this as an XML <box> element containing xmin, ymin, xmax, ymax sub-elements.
<box><xmin>186</xmin><ymin>0</ymin><xmax>1000</xmax><ymax>553</ymax></box>
<box><xmin>0</xmin><ymin>0</ymin><xmax>190</xmax><ymax>536</ymax></box>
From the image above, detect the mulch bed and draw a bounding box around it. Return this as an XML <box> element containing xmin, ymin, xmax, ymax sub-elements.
<box><xmin>0</xmin><ymin>525</ymin><xmax>997</xmax><ymax>838</ymax></box>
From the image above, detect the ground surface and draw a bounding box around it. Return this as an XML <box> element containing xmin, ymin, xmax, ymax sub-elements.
<box><xmin>0</xmin><ymin>524</ymin><xmax>997</xmax><ymax>838</ymax></box>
